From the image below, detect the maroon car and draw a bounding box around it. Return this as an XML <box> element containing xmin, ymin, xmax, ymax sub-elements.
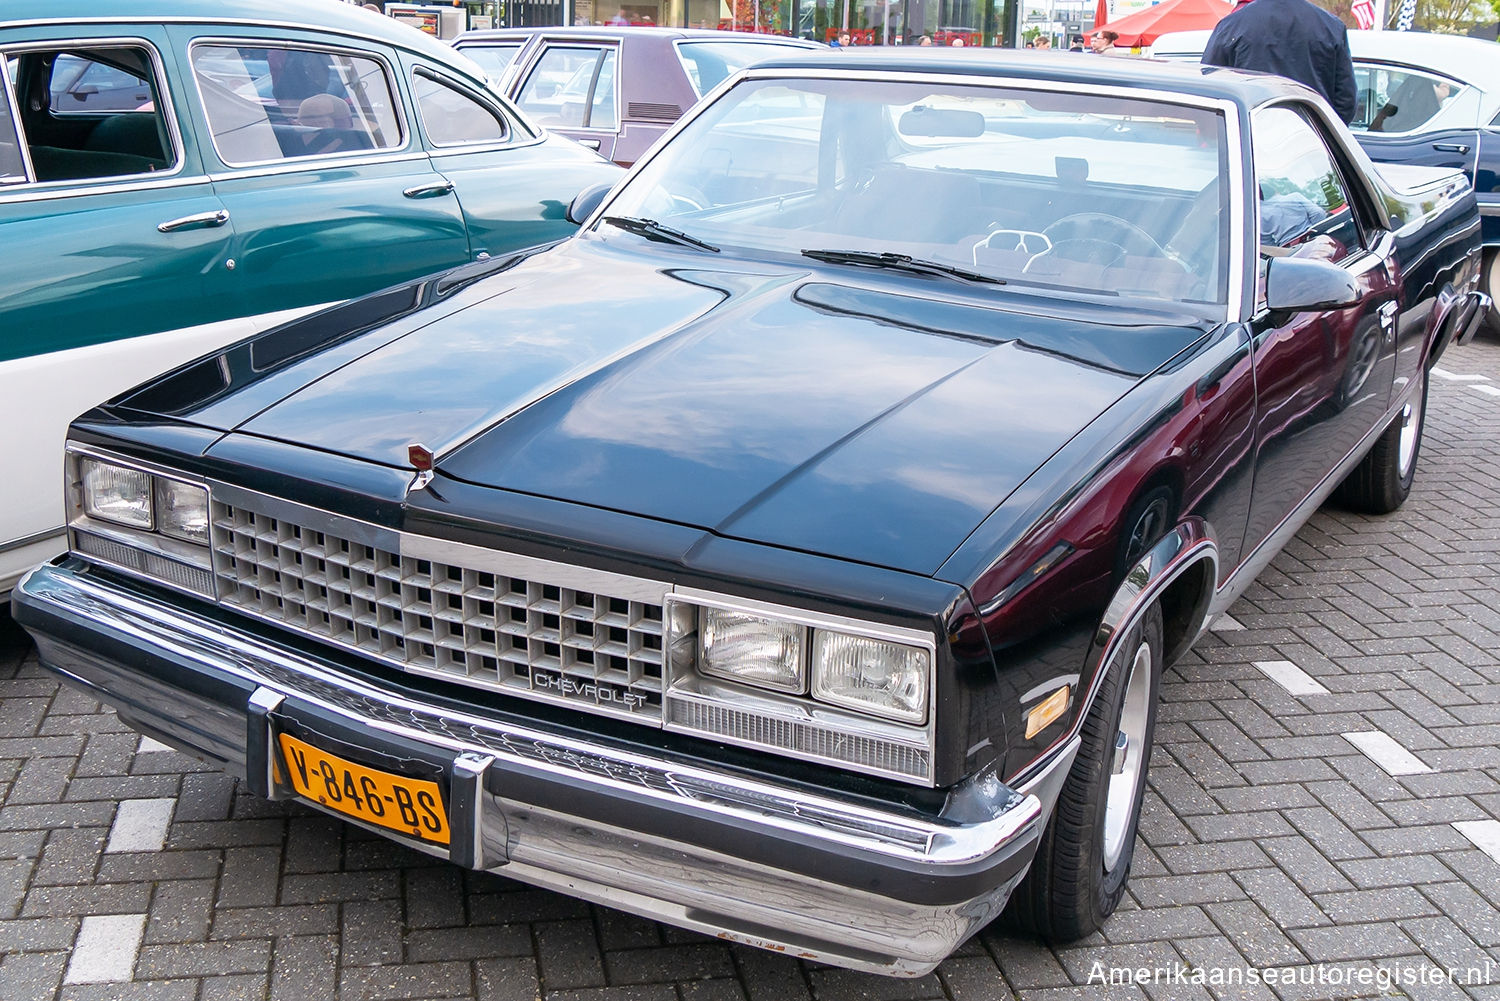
<box><xmin>453</xmin><ymin>26</ymin><xmax>822</xmax><ymax>165</ymax></box>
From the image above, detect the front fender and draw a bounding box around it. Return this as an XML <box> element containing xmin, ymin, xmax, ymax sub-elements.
<box><xmin>1008</xmin><ymin>519</ymin><xmax>1217</xmax><ymax>790</ymax></box>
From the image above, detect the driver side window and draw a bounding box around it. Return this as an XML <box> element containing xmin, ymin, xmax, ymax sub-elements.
<box><xmin>1251</xmin><ymin>105</ymin><xmax>1362</xmax><ymax>270</ymax></box>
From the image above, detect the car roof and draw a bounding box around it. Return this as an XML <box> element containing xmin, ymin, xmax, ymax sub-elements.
<box><xmin>1347</xmin><ymin>30</ymin><xmax>1498</xmax><ymax>88</ymax></box>
<box><xmin>745</xmin><ymin>48</ymin><xmax>1310</xmax><ymax>109</ymax></box>
<box><xmin>0</xmin><ymin>0</ymin><xmax>468</xmax><ymax>68</ymax></box>
<box><xmin>1152</xmin><ymin>27</ymin><xmax>1500</xmax><ymax>92</ymax></box>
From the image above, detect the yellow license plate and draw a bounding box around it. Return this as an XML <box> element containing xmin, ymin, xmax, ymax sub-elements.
<box><xmin>277</xmin><ymin>733</ymin><xmax>450</xmax><ymax>846</ymax></box>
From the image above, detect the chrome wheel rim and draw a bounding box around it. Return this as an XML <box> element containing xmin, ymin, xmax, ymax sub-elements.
<box><xmin>1102</xmin><ymin>640</ymin><xmax>1152</xmax><ymax>873</ymax></box>
<box><xmin>1398</xmin><ymin>376</ymin><xmax>1423</xmax><ymax>479</ymax></box>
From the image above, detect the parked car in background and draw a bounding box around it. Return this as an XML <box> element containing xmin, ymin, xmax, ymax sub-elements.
<box><xmin>13</xmin><ymin>51</ymin><xmax>1486</xmax><ymax>976</ymax></box>
<box><xmin>453</xmin><ymin>26</ymin><xmax>823</xmax><ymax>164</ymax></box>
<box><xmin>0</xmin><ymin>0</ymin><xmax>622</xmax><ymax>599</ymax></box>
<box><xmin>1153</xmin><ymin>28</ymin><xmax>1500</xmax><ymax>331</ymax></box>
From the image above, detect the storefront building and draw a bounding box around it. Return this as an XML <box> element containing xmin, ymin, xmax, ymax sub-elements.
<box><xmin>409</xmin><ymin>0</ymin><xmax>1019</xmax><ymax>44</ymax></box>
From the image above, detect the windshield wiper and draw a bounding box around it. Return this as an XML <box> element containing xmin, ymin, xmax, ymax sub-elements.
<box><xmin>602</xmin><ymin>216</ymin><xmax>719</xmax><ymax>253</ymax></box>
<box><xmin>801</xmin><ymin>249</ymin><xmax>1004</xmax><ymax>285</ymax></box>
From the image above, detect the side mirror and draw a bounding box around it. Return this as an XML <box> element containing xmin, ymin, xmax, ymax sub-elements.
<box><xmin>566</xmin><ymin>182</ymin><xmax>614</xmax><ymax>225</ymax></box>
<box><xmin>1264</xmin><ymin>255</ymin><xmax>1360</xmax><ymax>312</ymax></box>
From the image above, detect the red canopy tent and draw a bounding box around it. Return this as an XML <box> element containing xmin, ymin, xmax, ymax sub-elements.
<box><xmin>1086</xmin><ymin>0</ymin><xmax>1233</xmax><ymax>48</ymax></box>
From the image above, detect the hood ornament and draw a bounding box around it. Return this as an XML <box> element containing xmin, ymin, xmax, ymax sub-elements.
<box><xmin>407</xmin><ymin>442</ymin><xmax>435</xmax><ymax>494</ymax></box>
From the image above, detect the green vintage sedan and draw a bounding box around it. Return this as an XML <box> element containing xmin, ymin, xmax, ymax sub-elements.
<box><xmin>0</xmin><ymin>0</ymin><xmax>622</xmax><ymax>597</ymax></box>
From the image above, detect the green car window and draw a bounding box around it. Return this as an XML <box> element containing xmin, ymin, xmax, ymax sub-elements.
<box><xmin>3</xmin><ymin>45</ymin><xmax>174</xmax><ymax>183</ymax></box>
<box><xmin>412</xmin><ymin>72</ymin><xmax>508</xmax><ymax>146</ymax></box>
<box><xmin>0</xmin><ymin>78</ymin><xmax>24</xmax><ymax>183</ymax></box>
<box><xmin>191</xmin><ymin>43</ymin><xmax>403</xmax><ymax>165</ymax></box>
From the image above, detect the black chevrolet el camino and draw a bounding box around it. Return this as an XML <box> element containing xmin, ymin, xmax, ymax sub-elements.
<box><xmin>14</xmin><ymin>52</ymin><xmax>1489</xmax><ymax>975</ymax></box>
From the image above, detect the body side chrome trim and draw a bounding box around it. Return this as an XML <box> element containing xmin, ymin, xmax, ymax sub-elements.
<box><xmin>1210</xmin><ymin>375</ymin><xmax>1420</xmax><ymax>616</ymax></box>
<box><xmin>0</xmin><ymin>527</ymin><xmax>64</xmax><ymax>556</ymax></box>
<box><xmin>203</xmin><ymin>151</ymin><xmax>429</xmax><ymax>182</ymax></box>
<box><xmin>0</xmin><ymin>173</ymin><xmax>209</xmax><ymax>205</ymax></box>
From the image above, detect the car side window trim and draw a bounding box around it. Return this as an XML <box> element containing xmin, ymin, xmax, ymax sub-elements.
<box><xmin>0</xmin><ymin>53</ymin><xmax>34</xmax><ymax>184</ymax></box>
<box><xmin>1350</xmin><ymin>60</ymin><xmax>1466</xmax><ymax>137</ymax></box>
<box><xmin>1</xmin><ymin>36</ymin><xmax>186</xmax><ymax>186</ymax></box>
<box><xmin>409</xmin><ymin>67</ymin><xmax>520</xmax><ymax>150</ymax></box>
<box><xmin>1249</xmin><ymin>102</ymin><xmax>1376</xmax><ymax>314</ymax></box>
<box><xmin>1254</xmin><ymin>98</ymin><xmax>1386</xmax><ymax>242</ymax></box>
<box><xmin>516</xmin><ymin>44</ymin><xmax>619</xmax><ymax>134</ymax></box>
<box><xmin>186</xmin><ymin>36</ymin><xmax>410</xmax><ymax>169</ymax></box>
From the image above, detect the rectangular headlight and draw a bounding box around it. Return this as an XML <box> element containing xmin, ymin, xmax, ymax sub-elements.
<box><xmin>81</xmin><ymin>458</ymin><xmax>153</xmax><ymax>530</ymax></box>
<box><xmin>155</xmin><ymin>478</ymin><xmax>209</xmax><ymax>544</ymax></box>
<box><xmin>812</xmin><ymin>631</ymin><xmax>929</xmax><ymax>724</ymax></box>
<box><xmin>698</xmin><ymin>607</ymin><xmax>807</xmax><ymax>693</ymax></box>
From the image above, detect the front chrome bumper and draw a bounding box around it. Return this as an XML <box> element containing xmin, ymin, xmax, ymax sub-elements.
<box><xmin>15</xmin><ymin>559</ymin><xmax>1053</xmax><ymax>976</ymax></box>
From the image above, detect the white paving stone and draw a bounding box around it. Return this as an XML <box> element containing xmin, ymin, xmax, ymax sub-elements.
<box><xmin>1431</xmin><ymin>367</ymin><xmax>1490</xmax><ymax>382</ymax></box>
<box><xmin>1456</xmin><ymin>820</ymin><xmax>1500</xmax><ymax>867</ymax></box>
<box><xmin>136</xmin><ymin>735</ymin><xmax>173</xmax><ymax>754</ymax></box>
<box><xmin>1211</xmin><ymin>614</ymin><xmax>1245</xmax><ymax>632</ymax></box>
<box><xmin>64</xmin><ymin>913</ymin><xmax>146</xmax><ymax>984</ymax></box>
<box><xmin>1473</xmin><ymin>384</ymin><xmax>1500</xmax><ymax>397</ymax></box>
<box><xmin>1252</xmin><ymin>659</ymin><xmax>1330</xmax><ymax>697</ymax></box>
<box><xmin>105</xmin><ymin>798</ymin><xmax>176</xmax><ymax>854</ymax></box>
<box><xmin>1343</xmin><ymin>730</ymin><xmax>1434</xmax><ymax>776</ymax></box>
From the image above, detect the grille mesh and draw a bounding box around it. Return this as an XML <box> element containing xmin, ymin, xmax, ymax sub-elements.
<box><xmin>668</xmin><ymin>698</ymin><xmax>931</xmax><ymax>782</ymax></box>
<box><xmin>210</xmin><ymin>502</ymin><xmax>665</xmax><ymax>720</ymax></box>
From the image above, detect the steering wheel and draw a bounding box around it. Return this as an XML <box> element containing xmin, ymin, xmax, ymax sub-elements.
<box><xmin>1043</xmin><ymin>212</ymin><xmax>1171</xmax><ymax>260</ymax></box>
<box><xmin>1024</xmin><ymin>237</ymin><xmax>1128</xmax><ymax>271</ymax></box>
<box><xmin>668</xmin><ymin>185</ymin><xmax>711</xmax><ymax>214</ymax></box>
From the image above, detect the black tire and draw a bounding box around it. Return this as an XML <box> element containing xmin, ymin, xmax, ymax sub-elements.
<box><xmin>1004</xmin><ymin>602</ymin><xmax>1164</xmax><ymax>941</ymax></box>
<box><xmin>1114</xmin><ymin>486</ymin><xmax>1175</xmax><ymax>583</ymax></box>
<box><xmin>1333</xmin><ymin>364</ymin><xmax>1427</xmax><ymax>514</ymax></box>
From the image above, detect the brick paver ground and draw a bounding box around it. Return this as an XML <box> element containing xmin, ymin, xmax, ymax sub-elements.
<box><xmin>2</xmin><ymin>335</ymin><xmax>1499</xmax><ymax>1001</ymax></box>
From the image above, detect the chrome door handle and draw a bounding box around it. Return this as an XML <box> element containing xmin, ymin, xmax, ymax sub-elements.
<box><xmin>578</xmin><ymin>139</ymin><xmax>601</xmax><ymax>150</ymax></box>
<box><xmin>403</xmin><ymin>181</ymin><xmax>455</xmax><ymax>199</ymax></box>
<box><xmin>157</xmin><ymin>209</ymin><xmax>230</xmax><ymax>233</ymax></box>
<box><xmin>1433</xmin><ymin>142</ymin><xmax>1471</xmax><ymax>154</ymax></box>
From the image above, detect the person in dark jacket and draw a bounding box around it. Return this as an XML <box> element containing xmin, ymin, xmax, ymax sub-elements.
<box><xmin>1201</xmin><ymin>0</ymin><xmax>1356</xmax><ymax>122</ymax></box>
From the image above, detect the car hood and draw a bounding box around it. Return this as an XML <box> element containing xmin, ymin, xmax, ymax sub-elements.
<box><xmin>121</xmin><ymin>242</ymin><xmax>1210</xmax><ymax>576</ymax></box>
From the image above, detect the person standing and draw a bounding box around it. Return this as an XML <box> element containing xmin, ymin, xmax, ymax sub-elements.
<box><xmin>1090</xmin><ymin>30</ymin><xmax>1128</xmax><ymax>56</ymax></box>
<box><xmin>1202</xmin><ymin>0</ymin><xmax>1356</xmax><ymax>122</ymax></box>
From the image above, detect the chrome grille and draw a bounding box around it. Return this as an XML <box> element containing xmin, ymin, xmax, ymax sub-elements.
<box><xmin>210</xmin><ymin>501</ymin><xmax>665</xmax><ymax>721</ymax></box>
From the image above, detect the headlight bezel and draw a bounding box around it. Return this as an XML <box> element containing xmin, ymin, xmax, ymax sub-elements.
<box><xmin>665</xmin><ymin>589</ymin><xmax>937</xmax><ymax>728</ymax></box>
<box><xmin>66</xmin><ymin>445</ymin><xmax>214</xmax><ymax>597</ymax></box>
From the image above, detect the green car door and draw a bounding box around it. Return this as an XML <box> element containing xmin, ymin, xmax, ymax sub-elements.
<box><xmin>0</xmin><ymin>27</ymin><xmax>246</xmax><ymax>588</ymax></box>
<box><xmin>403</xmin><ymin>58</ymin><xmax>622</xmax><ymax>260</ymax></box>
<box><xmin>172</xmin><ymin>27</ymin><xmax>473</xmax><ymax>319</ymax></box>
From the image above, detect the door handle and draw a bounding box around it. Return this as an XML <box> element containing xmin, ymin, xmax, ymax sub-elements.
<box><xmin>157</xmin><ymin>209</ymin><xmax>230</xmax><ymax>233</ymax></box>
<box><xmin>1433</xmin><ymin>142</ymin><xmax>1471</xmax><ymax>154</ymax></box>
<box><xmin>577</xmin><ymin>139</ymin><xmax>601</xmax><ymax>150</ymax></box>
<box><xmin>403</xmin><ymin>181</ymin><xmax>455</xmax><ymax>199</ymax></box>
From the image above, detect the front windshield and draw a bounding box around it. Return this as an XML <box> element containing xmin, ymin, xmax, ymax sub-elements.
<box><xmin>599</xmin><ymin>78</ymin><xmax>1229</xmax><ymax>304</ymax></box>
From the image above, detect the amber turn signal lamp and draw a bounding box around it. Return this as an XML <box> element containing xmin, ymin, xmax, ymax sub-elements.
<box><xmin>1024</xmin><ymin>685</ymin><xmax>1071</xmax><ymax>740</ymax></box>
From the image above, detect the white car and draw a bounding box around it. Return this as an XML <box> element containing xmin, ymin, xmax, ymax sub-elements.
<box><xmin>1151</xmin><ymin>28</ymin><xmax>1500</xmax><ymax>330</ymax></box>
